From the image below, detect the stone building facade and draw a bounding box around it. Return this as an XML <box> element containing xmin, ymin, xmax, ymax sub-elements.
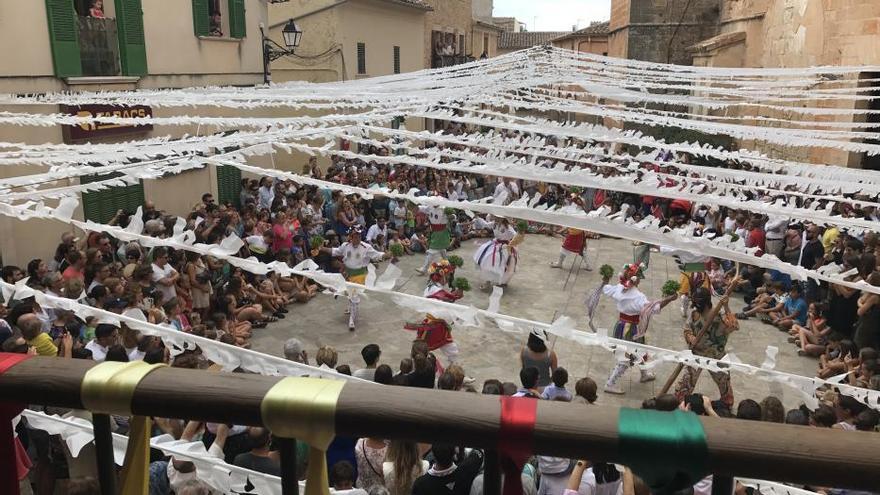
<box><xmin>608</xmin><ymin>0</ymin><xmax>722</xmax><ymax>65</ymax></box>
<box><xmin>688</xmin><ymin>0</ymin><xmax>880</xmax><ymax>168</ymax></box>
<box><xmin>608</xmin><ymin>0</ymin><xmax>880</xmax><ymax>169</ymax></box>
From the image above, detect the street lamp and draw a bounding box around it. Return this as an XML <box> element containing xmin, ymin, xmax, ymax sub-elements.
<box><xmin>261</xmin><ymin>18</ymin><xmax>303</xmax><ymax>84</ymax></box>
<box><xmin>281</xmin><ymin>19</ymin><xmax>302</xmax><ymax>49</ymax></box>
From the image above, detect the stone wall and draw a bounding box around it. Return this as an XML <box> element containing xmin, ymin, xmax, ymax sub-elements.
<box><xmin>609</xmin><ymin>0</ymin><xmax>722</xmax><ymax>64</ymax></box>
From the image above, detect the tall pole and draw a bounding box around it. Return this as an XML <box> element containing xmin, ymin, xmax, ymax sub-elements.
<box><xmin>263</xmin><ymin>41</ymin><xmax>271</xmax><ymax>84</ymax></box>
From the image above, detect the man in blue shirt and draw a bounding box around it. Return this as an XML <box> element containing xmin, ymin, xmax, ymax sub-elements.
<box><xmin>771</xmin><ymin>284</ymin><xmax>808</xmax><ymax>331</ymax></box>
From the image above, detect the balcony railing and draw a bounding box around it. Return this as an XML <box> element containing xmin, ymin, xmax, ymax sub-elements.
<box><xmin>432</xmin><ymin>54</ymin><xmax>476</xmax><ymax>69</ymax></box>
<box><xmin>1</xmin><ymin>356</ymin><xmax>879</xmax><ymax>495</ymax></box>
<box><xmin>77</xmin><ymin>15</ymin><xmax>121</xmax><ymax>76</ymax></box>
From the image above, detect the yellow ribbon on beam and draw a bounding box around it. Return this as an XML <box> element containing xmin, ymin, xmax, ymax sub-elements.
<box><xmin>81</xmin><ymin>361</ymin><xmax>166</xmax><ymax>495</ymax></box>
<box><xmin>261</xmin><ymin>377</ymin><xmax>345</xmax><ymax>495</ymax></box>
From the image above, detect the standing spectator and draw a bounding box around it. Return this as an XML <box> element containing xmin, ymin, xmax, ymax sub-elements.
<box><xmin>355</xmin><ymin>436</ymin><xmax>387</xmax><ymax>492</ymax></box>
<box><xmin>746</xmin><ymin>216</ymin><xmax>766</xmax><ymax>255</ymax></box>
<box><xmin>151</xmin><ymin>247</ymin><xmax>179</xmax><ymax>303</ymax></box>
<box><xmin>62</xmin><ymin>251</ymin><xmax>86</xmax><ymax>281</ymax></box>
<box><xmin>520</xmin><ymin>329</ymin><xmax>557</xmax><ymax>390</ymax></box>
<box><xmin>258</xmin><ymin>177</ymin><xmax>275</xmax><ymax>211</ymax></box>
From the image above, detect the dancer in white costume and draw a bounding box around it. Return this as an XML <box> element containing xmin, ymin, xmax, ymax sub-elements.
<box><xmin>321</xmin><ymin>228</ymin><xmax>388</xmax><ymax>331</ymax></box>
<box><xmin>600</xmin><ymin>263</ymin><xmax>677</xmax><ymax>395</ymax></box>
<box><xmin>416</xmin><ymin>204</ymin><xmax>451</xmax><ymax>275</ymax></box>
<box><xmin>473</xmin><ymin>217</ymin><xmax>524</xmax><ymax>290</ymax></box>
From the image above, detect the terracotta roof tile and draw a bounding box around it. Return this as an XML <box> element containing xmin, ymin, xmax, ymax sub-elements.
<box><xmin>498</xmin><ymin>31</ymin><xmax>570</xmax><ymax>49</ymax></box>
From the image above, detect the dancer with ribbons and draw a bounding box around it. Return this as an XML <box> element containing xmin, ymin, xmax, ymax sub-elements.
<box><xmin>322</xmin><ymin>227</ymin><xmax>388</xmax><ymax>331</ymax></box>
<box><xmin>473</xmin><ymin>217</ymin><xmax>524</xmax><ymax>291</ymax></box>
<box><xmin>404</xmin><ymin>260</ymin><xmax>464</xmax><ymax>365</ymax></box>
<box><xmin>599</xmin><ymin>263</ymin><xmax>678</xmax><ymax>395</ymax></box>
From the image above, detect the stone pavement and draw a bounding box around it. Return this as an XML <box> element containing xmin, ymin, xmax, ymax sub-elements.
<box><xmin>250</xmin><ymin>235</ymin><xmax>818</xmax><ymax>410</ymax></box>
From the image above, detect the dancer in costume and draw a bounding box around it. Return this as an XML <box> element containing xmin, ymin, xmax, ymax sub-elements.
<box><xmin>550</xmin><ymin>228</ymin><xmax>591</xmax><ymax>271</ymax></box>
<box><xmin>660</xmin><ymin>246</ymin><xmax>711</xmax><ymax>318</ymax></box>
<box><xmin>550</xmin><ymin>191</ymin><xmax>592</xmax><ymax>270</ymax></box>
<box><xmin>416</xmin><ymin>204</ymin><xmax>451</xmax><ymax>275</ymax></box>
<box><xmin>674</xmin><ymin>287</ymin><xmax>737</xmax><ymax>408</ymax></box>
<box><xmin>473</xmin><ymin>217</ymin><xmax>523</xmax><ymax>290</ymax></box>
<box><xmin>601</xmin><ymin>263</ymin><xmax>677</xmax><ymax>395</ymax></box>
<box><xmin>322</xmin><ymin>227</ymin><xmax>387</xmax><ymax>331</ymax></box>
<box><xmin>404</xmin><ymin>260</ymin><xmax>463</xmax><ymax>365</ymax></box>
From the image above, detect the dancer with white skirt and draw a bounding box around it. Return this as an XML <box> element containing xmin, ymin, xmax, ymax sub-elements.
<box><xmin>473</xmin><ymin>217</ymin><xmax>523</xmax><ymax>290</ymax></box>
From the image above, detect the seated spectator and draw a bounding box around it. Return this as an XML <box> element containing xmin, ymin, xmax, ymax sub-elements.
<box><xmin>513</xmin><ymin>367</ymin><xmax>541</xmax><ymax>398</ymax></box>
<box><xmin>541</xmin><ymin>367</ymin><xmax>573</xmax><ymax>401</ymax></box>
<box><xmin>85</xmin><ymin>324</ymin><xmax>119</xmax><ymax>362</ymax></box>
<box><xmin>768</xmin><ymin>284</ymin><xmax>807</xmax><ymax>331</ymax></box>
<box><xmin>233</xmin><ymin>427</ymin><xmax>280</xmax><ymax>476</ymax></box>
<box><xmin>354</xmin><ymin>343</ymin><xmax>382</xmax><ymax>381</ymax></box>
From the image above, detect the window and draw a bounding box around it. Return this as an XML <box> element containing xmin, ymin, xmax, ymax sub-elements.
<box><xmin>216</xmin><ymin>164</ymin><xmax>242</xmax><ymax>207</ymax></box>
<box><xmin>45</xmin><ymin>0</ymin><xmax>147</xmax><ymax>77</ymax></box>
<box><xmin>459</xmin><ymin>34</ymin><xmax>465</xmax><ymax>55</ymax></box>
<box><xmin>483</xmin><ymin>35</ymin><xmax>488</xmax><ymax>54</ymax></box>
<box><xmin>393</xmin><ymin>46</ymin><xmax>400</xmax><ymax>74</ymax></box>
<box><xmin>192</xmin><ymin>0</ymin><xmax>245</xmax><ymax>38</ymax></box>
<box><xmin>357</xmin><ymin>42</ymin><xmax>366</xmax><ymax>74</ymax></box>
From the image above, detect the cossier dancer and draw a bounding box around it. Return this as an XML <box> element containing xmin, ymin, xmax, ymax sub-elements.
<box><xmin>551</xmin><ymin>194</ymin><xmax>592</xmax><ymax>271</ymax></box>
<box><xmin>473</xmin><ymin>217</ymin><xmax>523</xmax><ymax>290</ymax></box>
<box><xmin>416</xmin><ymin>204</ymin><xmax>451</xmax><ymax>275</ymax></box>
<box><xmin>404</xmin><ymin>260</ymin><xmax>463</xmax><ymax>365</ymax></box>
<box><xmin>674</xmin><ymin>287</ymin><xmax>737</xmax><ymax>408</ymax></box>
<box><xmin>322</xmin><ymin>227</ymin><xmax>387</xmax><ymax>331</ymax></box>
<box><xmin>601</xmin><ymin>263</ymin><xmax>677</xmax><ymax>394</ymax></box>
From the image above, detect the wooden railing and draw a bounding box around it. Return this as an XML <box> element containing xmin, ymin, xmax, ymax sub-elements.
<box><xmin>2</xmin><ymin>357</ymin><xmax>879</xmax><ymax>494</ymax></box>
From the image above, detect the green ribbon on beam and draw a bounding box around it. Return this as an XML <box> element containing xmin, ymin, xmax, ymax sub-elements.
<box><xmin>618</xmin><ymin>408</ymin><xmax>708</xmax><ymax>492</ymax></box>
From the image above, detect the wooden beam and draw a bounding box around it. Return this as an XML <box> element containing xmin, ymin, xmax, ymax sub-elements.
<box><xmin>1</xmin><ymin>357</ymin><xmax>879</xmax><ymax>490</ymax></box>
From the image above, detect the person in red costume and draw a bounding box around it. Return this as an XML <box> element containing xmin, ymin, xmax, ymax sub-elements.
<box><xmin>404</xmin><ymin>260</ymin><xmax>462</xmax><ymax>365</ymax></box>
<box><xmin>550</xmin><ymin>194</ymin><xmax>592</xmax><ymax>271</ymax></box>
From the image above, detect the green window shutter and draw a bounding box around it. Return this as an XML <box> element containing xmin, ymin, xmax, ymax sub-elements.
<box><xmin>115</xmin><ymin>0</ymin><xmax>147</xmax><ymax>76</ymax></box>
<box><xmin>192</xmin><ymin>0</ymin><xmax>209</xmax><ymax>37</ymax></box>
<box><xmin>357</xmin><ymin>42</ymin><xmax>366</xmax><ymax>74</ymax></box>
<box><xmin>228</xmin><ymin>0</ymin><xmax>246</xmax><ymax>39</ymax></box>
<box><xmin>216</xmin><ymin>164</ymin><xmax>241</xmax><ymax>207</ymax></box>
<box><xmin>81</xmin><ymin>173</ymin><xmax>145</xmax><ymax>224</ymax></box>
<box><xmin>45</xmin><ymin>0</ymin><xmax>82</xmax><ymax>77</ymax></box>
<box><xmin>393</xmin><ymin>46</ymin><xmax>400</xmax><ymax>74</ymax></box>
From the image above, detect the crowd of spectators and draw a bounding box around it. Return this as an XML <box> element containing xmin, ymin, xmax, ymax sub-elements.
<box><xmin>4</xmin><ymin>127</ymin><xmax>880</xmax><ymax>494</ymax></box>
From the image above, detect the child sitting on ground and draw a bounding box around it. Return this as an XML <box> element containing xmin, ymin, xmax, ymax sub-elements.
<box><xmin>212</xmin><ymin>312</ymin><xmax>251</xmax><ymax>348</ymax></box>
<box><xmin>541</xmin><ymin>367</ymin><xmax>573</xmax><ymax>401</ymax></box>
<box><xmin>388</xmin><ymin>231</ymin><xmax>412</xmax><ymax>255</ymax></box>
<box><xmin>789</xmin><ymin>303</ymin><xmax>830</xmax><ymax>357</ymax></box>
<box><xmin>818</xmin><ymin>337</ymin><xmax>857</xmax><ymax>379</ymax></box>
<box><xmin>737</xmin><ymin>282</ymin><xmax>785</xmax><ymax>321</ymax></box>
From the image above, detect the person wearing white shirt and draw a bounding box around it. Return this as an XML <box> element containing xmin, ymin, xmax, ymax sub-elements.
<box><xmin>601</xmin><ymin>264</ymin><xmax>677</xmax><ymax>395</ymax></box>
<box><xmin>365</xmin><ymin>218</ymin><xmax>388</xmax><ymax>248</ymax></box>
<box><xmin>150</xmin><ymin>247</ymin><xmax>178</xmax><ymax>303</ymax></box>
<box><xmin>764</xmin><ymin>216</ymin><xmax>789</xmax><ymax>259</ymax></box>
<box><xmin>85</xmin><ymin>324</ymin><xmax>119</xmax><ymax>362</ymax></box>
<box><xmin>322</xmin><ymin>228</ymin><xmax>387</xmax><ymax>331</ymax></box>
<box><xmin>257</xmin><ymin>177</ymin><xmax>275</xmax><ymax>210</ymax></box>
<box><xmin>493</xmin><ymin>177</ymin><xmax>515</xmax><ymax>205</ymax></box>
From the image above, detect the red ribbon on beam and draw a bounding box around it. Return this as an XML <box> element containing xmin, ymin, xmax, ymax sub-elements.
<box><xmin>0</xmin><ymin>353</ymin><xmax>33</xmax><ymax>495</ymax></box>
<box><xmin>497</xmin><ymin>396</ymin><xmax>538</xmax><ymax>495</ymax></box>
